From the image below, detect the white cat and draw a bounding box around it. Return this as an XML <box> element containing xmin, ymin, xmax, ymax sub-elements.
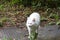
<box><xmin>26</xmin><ymin>12</ymin><xmax>40</xmax><ymax>38</ymax></box>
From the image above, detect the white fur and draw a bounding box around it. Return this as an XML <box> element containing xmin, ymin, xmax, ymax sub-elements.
<box><xmin>26</xmin><ymin>12</ymin><xmax>40</xmax><ymax>38</ymax></box>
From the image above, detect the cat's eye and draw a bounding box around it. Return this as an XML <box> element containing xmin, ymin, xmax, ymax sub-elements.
<box><xmin>33</xmin><ymin>18</ymin><xmax>35</xmax><ymax>22</ymax></box>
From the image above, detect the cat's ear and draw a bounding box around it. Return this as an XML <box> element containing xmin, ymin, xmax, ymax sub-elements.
<box><xmin>33</xmin><ymin>18</ymin><xmax>35</xmax><ymax>22</ymax></box>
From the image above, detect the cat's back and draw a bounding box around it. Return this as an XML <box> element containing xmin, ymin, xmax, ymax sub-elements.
<box><xmin>30</xmin><ymin>12</ymin><xmax>40</xmax><ymax>18</ymax></box>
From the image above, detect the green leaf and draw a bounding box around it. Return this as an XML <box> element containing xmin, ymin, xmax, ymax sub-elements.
<box><xmin>56</xmin><ymin>20</ymin><xmax>60</xmax><ymax>25</ymax></box>
<box><xmin>49</xmin><ymin>22</ymin><xmax>56</xmax><ymax>25</ymax></box>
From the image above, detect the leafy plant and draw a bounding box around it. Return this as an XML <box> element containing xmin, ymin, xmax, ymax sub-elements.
<box><xmin>41</xmin><ymin>16</ymin><xmax>48</xmax><ymax>21</ymax></box>
<box><xmin>0</xmin><ymin>17</ymin><xmax>9</xmax><ymax>27</ymax></box>
<box><xmin>48</xmin><ymin>21</ymin><xmax>56</xmax><ymax>25</ymax></box>
<box><xmin>0</xmin><ymin>22</ymin><xmax>3</xmax><ymax>27</ymax></box>
<box><xmin>56</xmin><ymin>20</ymin><xmax>60</xmax><ymax>25</ymax></box>
<box><xmin>0</xmin><ymin>4</ymin><xmax>4</xmax><ymax>10</ymax></box>
<box><xmin>30</xmin><ymin>32</ymin><xmax>38</xmax><ymax>40</ymax></box>
<box><xmin>49</xmin><ymin>13</ymin><xmax>59</xmax><ymax>25</ymax></box>
<box><xmin>0</xmin><ymin>17</ymin><xmax>9</xmax><ymax>22</ymax></box>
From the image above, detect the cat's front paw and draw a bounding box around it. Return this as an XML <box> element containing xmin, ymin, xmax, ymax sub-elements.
<box><xmin>28</xmin><ymin>36</ymin><xmax>30</xmax><ymax>38</ymax></box>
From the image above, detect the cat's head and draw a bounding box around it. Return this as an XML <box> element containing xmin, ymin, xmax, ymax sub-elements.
<box><xmin>26</xmin><ymin>17</ymin><xmax>36</xmax><ymax>27</ymax></box>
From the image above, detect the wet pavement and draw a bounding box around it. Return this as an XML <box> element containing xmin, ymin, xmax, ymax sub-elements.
<box><xmin>0</xmin><ymin>25</ymin><xmax>60</xmax><ymax>40</ymax></box>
